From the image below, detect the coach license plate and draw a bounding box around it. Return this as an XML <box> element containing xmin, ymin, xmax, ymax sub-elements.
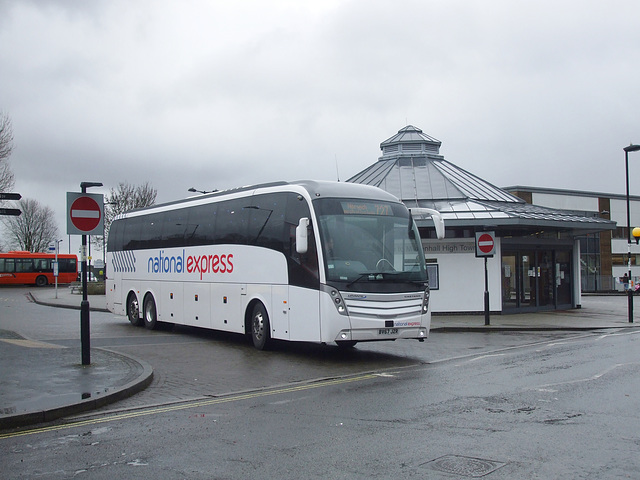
<box><xmin>378</xmin><ymin>328</ymin><xmax>399</xmax><ymax>335</ymax></box>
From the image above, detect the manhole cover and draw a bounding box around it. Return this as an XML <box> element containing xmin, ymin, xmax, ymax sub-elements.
<box><xmin>423</xmin><ymin>455</ymin><xmax>505</xmax><ymax>477</ymax></box>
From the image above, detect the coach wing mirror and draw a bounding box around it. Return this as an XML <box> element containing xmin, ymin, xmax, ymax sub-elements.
<box><xmin>296</xmin><ymin>217</ymin><xmax>310</xmax><ymax>254</ymax></box>
<box><xmin>409</xmin><ymin>208</ymin><xmax>445</xmax><ymax>240</ymax></box>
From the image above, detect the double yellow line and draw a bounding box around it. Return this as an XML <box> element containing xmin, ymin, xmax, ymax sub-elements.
<box><xmin>0</xmin><ymin>373</ymin><xmax>377</xmax><ymax>440</ymax></box>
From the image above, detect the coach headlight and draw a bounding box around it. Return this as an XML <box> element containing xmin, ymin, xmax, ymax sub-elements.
<box><xmin>332</xmin><ymin>290</ymin><xmax>348</xmax><ymax>315</ymax></box>
<box><xmin>422</xmin><ymin>287</ymin><xmax>430</xmax><ymax>313</ymax></box>
<box><xmin>323</xmin><ymin>285</ymin><xmax>349</xmax><ymax>316</ymax></box>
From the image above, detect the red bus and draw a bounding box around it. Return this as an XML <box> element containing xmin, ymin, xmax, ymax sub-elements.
<box><xmin>0</xmin><ymin>251</ymin><xmax>78</xmax><ymax>286</ymax></box>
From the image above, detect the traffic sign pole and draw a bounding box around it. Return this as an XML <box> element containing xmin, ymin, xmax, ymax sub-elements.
<box><xmin>484</xmin><ymin>257</ymin><xmax>490</xmax><ymax>326</ymax></box>
<box><xmin>76</xmin><ymin>182</ymin><xmax>103</xmax><ymax>366</ymax></box>
<box><xmin>475</xmin><ymin>231</ymin><xmax>496</xmax><ymax>326</ymax></box>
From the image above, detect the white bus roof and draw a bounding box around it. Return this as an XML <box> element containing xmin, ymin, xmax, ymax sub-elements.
<box><xmin>117</xmin><ymin>180</ymin><xmax>402</xmax><ymax>219</ymax></box>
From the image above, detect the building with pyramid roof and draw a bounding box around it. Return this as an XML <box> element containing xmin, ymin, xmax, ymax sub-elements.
<box><xmin>348</xmin><ymin>126</ymin><xmax>615</xmax><ymax>314</ymax></box>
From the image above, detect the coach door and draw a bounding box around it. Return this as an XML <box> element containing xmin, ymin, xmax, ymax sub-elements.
<box><xmin>270</xmin><ymin>285</ymin><xmax>290</xmax><ymax>341</ymax></box>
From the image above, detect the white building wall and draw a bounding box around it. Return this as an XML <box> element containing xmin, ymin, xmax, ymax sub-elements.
<box><xmin>610</xmin><ymin>198</ymin><xmax>640</xmax><ymax>228</ymax></box>
<box><xmin>423</xmin><ymin>238</ymin><xmax>502</xmax><ymax>313</ymax></box>
<box><xmin>612</xmin><ymin>238</ymin><xmax>640</xmax><ymax>289</ymax></box>
<box><xmin>612</xmin><ymin>238</ymin><xmax>640</xmax><ymax>255</ymax></box>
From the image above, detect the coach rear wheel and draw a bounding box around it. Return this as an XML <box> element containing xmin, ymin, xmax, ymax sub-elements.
<box><xmin>35</xmin><ymin>275</ymin><xmax>48</xmax><ymax>287</ymax></box>
<box><xmin>251</xmin><ymin>303</ymin><xmax>271</xmax><ymax>350</ymax></box>
<box><xmin>127</xmin><ymin>293</ymin><xmax>143</xmax><ymax>326</ymax></box>
<box><xmin>144</xmin><ymin>295</ymin><xmax>158</xmax><ymax>330</ymax></box>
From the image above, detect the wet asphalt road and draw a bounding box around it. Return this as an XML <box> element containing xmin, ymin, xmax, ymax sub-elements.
<box><xmin>2</xmin><ymin>287</ymin><xmax>640</xmax><ymax>478</ymax></box>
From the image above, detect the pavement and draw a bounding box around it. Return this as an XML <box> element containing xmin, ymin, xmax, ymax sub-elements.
<box><xmin>1</xmin><ymin>288</ymin><xmax>639</xmax><ymax>431</ymax></box>
<box><xmin>0</xmin><ymin>289</ymin><xmax>153</xmax><ymax>431</ymax></box>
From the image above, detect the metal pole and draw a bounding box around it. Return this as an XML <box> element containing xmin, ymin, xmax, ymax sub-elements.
<box><xmin>54</xmin><ymin>240</ymin><xmax>59</xmax><ymax>299</ymax></box>
<box><xmin>626</xmin><ymin>149</ymin><xmax>634</xmax><ymax>323</ymax></box>
<box><xmin>484</xmin><ymin>256</ymin><xmax>490</xmax><ymax>325</ymax></box>
<box><xmin>81</xmin><ymin>229</ymin><xmax>90</xmax><ymax>365</ymax></box>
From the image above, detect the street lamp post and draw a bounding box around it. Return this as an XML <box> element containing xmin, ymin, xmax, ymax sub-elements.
<box><xmin>624</xmin><ymin>144</ymin><xmax>640</xmax><ymax>323</ymax></box>
<box><xmin>188</xmin><ymin>187</ymin><xmax>217</xmax><ymax>194</ymax></box>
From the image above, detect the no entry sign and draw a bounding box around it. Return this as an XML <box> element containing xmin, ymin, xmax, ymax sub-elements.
<box><xmin>475</xmin><ymin>231</ymin><xmax>496</xmax><ymax>257</ymax></box>
<box><xmin>67</xmin><ymin>192</ymin><xmax>104</xmax><ymax>235</ymax></box>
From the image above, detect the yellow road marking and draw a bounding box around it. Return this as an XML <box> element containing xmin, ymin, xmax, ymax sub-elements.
<box><xmin>0</xmin><ymin>339</ymin><xmax>66</xmax><ymax>349</ymax></box>
<box><xmin>0</xmin><ymin>373</ymin><xmax>377</xmax><ymax>440</ymax></box>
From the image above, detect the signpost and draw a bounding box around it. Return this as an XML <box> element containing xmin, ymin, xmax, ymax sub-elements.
<box><xmin>0</xmin><ymin>192</ymin><xmax>21</xmax><ymax>200</ymax></box>
<box><xmin>67</xmin><ymin>184</ymin><xmax>103</xmax><ymax>366</ymax></box>
<box><xmin>49</xmin><ymin>241</ymin><xmax>61</xmax><ymax>299</ymax></box>
<box><xmin>476</xmin><ymin>231</ymin><xmax>496</xmax><ymax>325</ymax></box>
<box><xmin>0</xmin><ymin>193</ymin><xmax>22</xmax><ymax>216</ymax></box>
<box><xmin>0</xmin><ymin>208</ymin><xmax>21</xmax><ymax>216</ymax></box>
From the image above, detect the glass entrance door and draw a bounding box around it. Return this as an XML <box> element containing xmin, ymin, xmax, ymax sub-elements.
<box><xmin>501</xmin><ymin>254</ymin><xmax>517</xmax><ymax>309</ymax></box>
<box><xmin>520</xmin><ymin>251</ymin><xmax>536</xmax><ymax>309</ymax></box>
<box><xmin>536</xmin><ymin>250</ymin><xmax>555</xmax><ymax>308</ymax></box>
<box><xmin>556</xmin><ymin>250</ymin><xmax>572</xmax><ymax>307</ymax></box>
<box><xmin>501</xmin><ymin>248</ymin><xmax>572</xmax><ymax>312</ymax></box>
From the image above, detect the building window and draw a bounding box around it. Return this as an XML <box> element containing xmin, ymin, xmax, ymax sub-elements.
<box><xmin>579</xmin><ymin>234</ymin><xmax>601</xmax><ymax>292</ymax></box>
<box><xmin>426</xmin><ymin>262</ymin><xmax>439</xmax><ymax>290</ymax></box>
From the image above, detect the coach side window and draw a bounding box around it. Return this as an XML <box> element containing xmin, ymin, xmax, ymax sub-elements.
<box><xmin>248</xmin><ymin>193</ymin><xmax>286</xmax><ymax>251</ymax></box>
<box><xmin>161</xmin><ymin>208</ymin><xmax>190</xmax><ymax>247</ymax></box>
<box><xmin>122</xmin><ymin>216</ymin><xmax>144</xmax><ymax>250</ymax></box>
<box><xmin>215</xmin><ymin>199</ymin><xmax>250</xmax><ymax>245</ymax></box>
<box><xmin>138</xmin><ymin>212</ymin><xmax>164</xmax><ymax>249</ymax></box>
<box><xmin>183</xmin><ymin>204</ymin><xmax>217</xmax><ymax>246</ymax></box>
<box><xmin>107</xmin><ymin>220</ymin><xmax>124</xmax><ymax>252</ymax></box>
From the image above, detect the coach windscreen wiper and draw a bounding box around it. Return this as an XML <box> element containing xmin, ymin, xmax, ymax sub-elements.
<box><xmin>346</xmin><ymin>271</ymin><xmax>402</xmax><ymax>288</ymax></box>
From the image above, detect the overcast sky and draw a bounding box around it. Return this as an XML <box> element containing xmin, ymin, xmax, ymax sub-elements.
<box><xmin>1</xmin><ymin>0</ymin><xmax>639</xmax><ymax>256</ymax></box>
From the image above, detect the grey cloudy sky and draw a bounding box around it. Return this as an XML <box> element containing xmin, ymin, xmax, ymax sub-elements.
<box><xmin>1</xmin><ymin>0</ymin><xmax>639</xmax><ymax>256</ymax></box>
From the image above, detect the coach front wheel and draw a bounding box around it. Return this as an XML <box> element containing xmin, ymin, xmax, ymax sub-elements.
<box><xmin>35</xmin><ymin>275</ymin><xmax>48</xmax><ymax>287</ymax></box>
<box><xmin>127</xmin><ymin>293</ymin><xmax>143</xmax><ymax>326</ymax></box>
<box><xmin>144</xmin><ymin>295</ymin><xmax>158</xmax><ymax>330</ymax></box>
<box><xmin>251</xmin><ymin>303</ymin><xmax>271</xmax><ymax>350</ymax></box>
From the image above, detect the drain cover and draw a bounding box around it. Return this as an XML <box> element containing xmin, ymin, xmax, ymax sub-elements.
<box><xmin>423</xmin><ymin>455</ymin><xmax>505</xmax><ymax>477</ymax></box>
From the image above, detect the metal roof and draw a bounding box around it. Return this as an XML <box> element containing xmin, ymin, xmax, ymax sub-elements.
<box><xmin>347</xmin><ymin>126</ymin><xmax>615</xmax><ymax>234</ymax></box>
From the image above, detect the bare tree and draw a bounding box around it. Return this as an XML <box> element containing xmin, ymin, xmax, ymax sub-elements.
<box><xmin>0</xmin><ymin>112</ymin><xmax>15</xmax><ymax>192</ymax></box>
<box><xmin>1</xmin><ymin>198</ymin><xmax>59</xmax><ymax>252</ymax></box>
<box><xmin>92</xmin><ymin>181</ymin><xmax>157</xmax><ymax>251</ymax></box>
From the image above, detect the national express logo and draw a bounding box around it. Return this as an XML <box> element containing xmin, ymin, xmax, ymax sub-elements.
<box><xmin>147</xmin><ymin>250</ymin><xmax>234</xmax><ymax>280</ymax></box>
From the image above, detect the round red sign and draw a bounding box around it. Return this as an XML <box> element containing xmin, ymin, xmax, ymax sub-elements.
<box><xmin>70</xmin><ymin>196</ymin><xmax>102</xmax><ymax>232</ymax></box>
<box><xmin>477</xmin><ymin>233</ymin><xmax>495</xmax><ymax>254</ymax></box>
